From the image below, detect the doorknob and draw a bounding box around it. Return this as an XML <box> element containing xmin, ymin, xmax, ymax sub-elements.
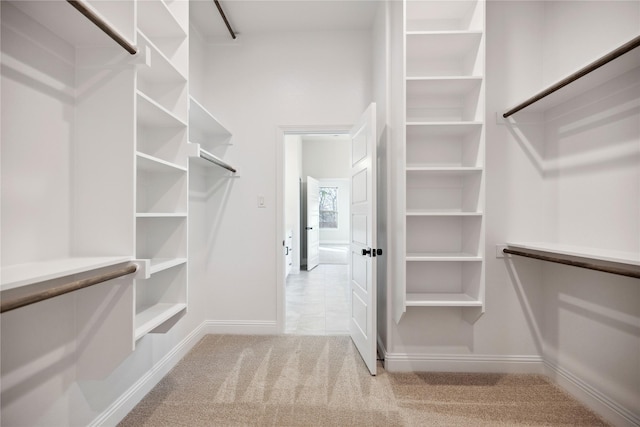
<box><xmin>361</xmin><ymin>248</ymin><xmax>372</xmax><ymax>257</ymax></box>
<box><xmin>305</xmin><ymin>226</ymin><xmax>313</xmax><ymax>230</ymax></box>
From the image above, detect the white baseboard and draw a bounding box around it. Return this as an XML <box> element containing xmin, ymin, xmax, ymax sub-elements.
<box><xmin>383</xmin><ymin>352</ymin><xmax>545</xmax><ymax>374</ymax></box>
<box><xmin>90</xmin><ymin>321</ymin><xmax>209</xmax><ymax>427</ymax></box>
<box><xmin>544</xmin><ymin>360</ymin><xmax>639</xmax><ymax>427</ymax></box>
<box><xmin>203</xmin><ymin>319</ymin><xmax>279</xmax><ymax>335</ymax></box>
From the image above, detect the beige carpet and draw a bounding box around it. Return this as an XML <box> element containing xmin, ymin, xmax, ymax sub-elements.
<box><xmin>119</xmin><ymin>335</ymin><xmax>608</xmax><ymax>426</ymax></box>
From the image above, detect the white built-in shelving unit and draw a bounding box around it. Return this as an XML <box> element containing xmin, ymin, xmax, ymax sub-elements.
<box><xmin>399</xmin><ymin>0</ymin><xmax>486</xmax><ymax>313</ymax></box>
<box><xmin>1</xmin><ymin>0</ymin><xmax>192</xmax><ymax>345</ymax></box>
<box><xmin>134</xmin><ymin>0</ymin><xmax>190</xmax><ymax>341</ymax></box>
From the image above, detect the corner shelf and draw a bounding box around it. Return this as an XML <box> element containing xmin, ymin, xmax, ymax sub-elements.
<box><xmin>148</xmin><ymin>258</ymin><xmax>188</xmax><ymax>275</ymax></box>
<box><xmin>407</xmin><ymin>210</ymin><xmax>482</xmax><ymax>217</ymax></box>
<box><xmin>406</xmin><ymin>293</ymin><xmax>482</xmax><ymax>307</ymax></box>
<box><xmin>137</xmin><ymin>91</ymin><xmax>188</xmax><ymax>128</ymax></box>
<box><xmin>135</xmin><ymin>303</ymin><xmax>187</xmax><ymax>340</ymax></box>
<box><xmin>406</xmin><ymin>253</ymin><xmax>483</xmax><ymax>262</ymax></box>
<box><xmin>188</xmin><ymin>95</ymin><xmax>232</xmax><ymax>149</ymax></box>
<box><xmin>137</xmin><ymin>152</ymin><xmax>187</xmax><ymax>173</ymax></box>
<box><xmin>503</xmin><ymin>34</ymin><xmax>640</xmax><ymax>117</ymax></box>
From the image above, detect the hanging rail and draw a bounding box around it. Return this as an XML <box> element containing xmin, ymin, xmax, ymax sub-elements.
<box><xmin>503</xmin><ymin>34</ymin><xmax>640</xmax><ymax>118</ymax></box>
<box><xmin>67</xmin><ymin>0</ymin><xmax>137</xmax><ymax>55</ymax></box>
<box><xmin>200</xmin><ymin>150</ymin><xmax>237</xmax><ymax>173</ymax></box>
<box><xmin>214</xmin><ymin>0</ymin><xmax>237</xmax><ymax>40</ymax></box>
<box><xmin>503</xmin><ymin>248</ymin><xmax>640</xmax><ymax>279</ymax></box>
<box><xmin>0</xmin><ymin>264</ymin><xmax>138</xmax><ymax>314</ymax></box>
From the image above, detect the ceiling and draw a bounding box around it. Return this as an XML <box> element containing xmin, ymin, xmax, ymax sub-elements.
<box><xmin>190</xmin><ymin>0</ymin><xmax>381</xmax><ymax>39</ymax></box>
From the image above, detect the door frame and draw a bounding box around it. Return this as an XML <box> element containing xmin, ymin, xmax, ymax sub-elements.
<box><xmin>276</xmin><ymin>125</ymin><xmax>352</xmax><ymax>334</ymax></box>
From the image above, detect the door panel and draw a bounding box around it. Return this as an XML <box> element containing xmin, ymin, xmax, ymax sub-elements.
<box><xmin>351</xmin><ymin>292</ymin><xmax>367</xmax><ymax>336</ymax></box>
<box><xmin>306</xmin><ymin>176</ymin><xmax>320</xmax><ymax>271</ymax></box>
<box><xmin>351</xmin><ymin>214</ymin><xmax>367</xmax><ymax>246</ymax></box>
<box><xmin>352</xmin><ymin>253</ymin><xmax>367</xmax><ymax>292</ymax></box>
<box><xmin>349</xmin><ymin>103</ymin><xmax>377</xmax><ymax>375</ymax></box>
<box><xmin>351</xmin><ymin>169</ymin><xmax>367</xmax><ymax>203</ymax></box>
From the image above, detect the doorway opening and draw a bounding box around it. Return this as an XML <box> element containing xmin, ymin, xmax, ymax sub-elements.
<box><xmin>282</xmin><ymin>131</ymin><xmax>351</xmax><ymax>335</ymax></box>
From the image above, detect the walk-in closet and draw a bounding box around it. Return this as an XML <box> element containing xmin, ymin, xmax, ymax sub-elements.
<box><xmin>1</xmin><ymin>1</ymin><xmax>638</xmax><ymax>426</ymax></box>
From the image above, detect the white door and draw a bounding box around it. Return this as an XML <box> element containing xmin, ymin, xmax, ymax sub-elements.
<box><xmin>349</xmin><ymin>103</ymin><xmax>377</xmax><ymax>375</ymax></box>
<box><xmin>306</xmin><ymin>176</ymin><xmax>320</xmax><ymax>271</ymax></box>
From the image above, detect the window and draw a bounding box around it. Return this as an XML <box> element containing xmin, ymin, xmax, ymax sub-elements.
<box><xmin>319</xmin><ymin>187</ymin><xmax>338</xmax><ymax>228</ymax></box>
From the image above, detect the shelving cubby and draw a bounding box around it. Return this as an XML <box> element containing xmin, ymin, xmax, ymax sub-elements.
<box><xmin>405</xmin><ymin>0</ymin><xmax>483</xmax><ymax>32</ymax></box>
<box><xmin>134</xmin><ymin>0</ymin><xmax>189</xmax><ymax>341</ymax></box>
<box><xmin>399</xmin><ymin>0</ymin><xmax>485</xmax><ymax>316</ymax></box>
<box><xmin>406</xmin><ymin>123</ymin><xmax>482</xmax><ymax>168</ymax></box>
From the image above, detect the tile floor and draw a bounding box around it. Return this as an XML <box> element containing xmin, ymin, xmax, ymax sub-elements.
<box><xmin>285</xmin><ymin>252</ymin><xmax>350</xmax><ymax>335</ymax></box>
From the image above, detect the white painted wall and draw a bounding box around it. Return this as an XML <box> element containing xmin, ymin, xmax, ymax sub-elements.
<box><xmin>203</xmin><ymin>30</ymin><xmax>371</xmax><ymax>323</ymax></box>
<box><xmin>301</xmin><ymin>136</ymin><xmax>351</xmax><ymax>179</ymax></box>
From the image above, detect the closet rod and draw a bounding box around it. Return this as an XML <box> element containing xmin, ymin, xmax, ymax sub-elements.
<box><xmin>503</xmin><ymin>34</ymin><xmax>640</xmax><ymax>118</ymax></box>
<box><xmin>201</xmin><ymin>150</ymin><xmax>237</xmax><ymax>173</ymax></box>
<box><xmin>67</xmin><ymin>0</ymin><xmax>137</xmax><ymax>55</ymax></box>
<box><xmin>503</xmin><ymin>248</ymin><xmax>640</xmax><ymax>279</ymax></box>
<box><xmin>214</xmin><ymin>0</ymin><xmax>237</xmax><ymax>40</ymax></box>
<box><xmin>0</xmin><ymin>264</ymin><xmax>138</xmax><ymax>314</ymax></box>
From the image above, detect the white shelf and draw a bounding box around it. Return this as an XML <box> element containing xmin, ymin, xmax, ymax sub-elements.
<box><xmin>148</xmin><ymin>258</ymin><xmax>188</xmax><ymax>275</ymax></box>
<box><xmin>134</xmin><ymin>302</ymin><xmax>187</xmax><ymax>340</ymax></box>
<box><xmin>406</xmin><ymin>293</ymin><xmax>482</xmax><ymax>307</ymax></box>
<box><xmin>1</xmin><ymin>257</ymin><xmax>132</xmax><ymax>292</ymax></box>
<box><xmin>406</xmin><ymin>30</ymin><xmax>483</xmax><ymax>37</ymax></box>
<box><xmin>188</xmin><ymin>96</ymin><xmax>232</xmax><ymax>142</ymax></box>
<box><xmin>405</xmin><ymin>1</ymin><xmax>482</xmax><ymax>32</ymax></box>
<box><xmin>136</xmin><ymin>213</ymin><xmax>187</xmax><ymax>218</ymax></box>
<box><xmin>506</xmin><ymin>242</ymin><xmax>640</xmax><ymax>267</ymax></box>
<box><xmin>137</xmin><ymin>31</ymin><xmax>187</xmax><ymax>83</ymax></box>
<box><xmin>407</xmin><ymin>121</ymin><xmax>483</xmax><ymax>127</ymax></box>
<box><xmin>406</xmin><ymin>31</ymin><xmax>483</xmax><ymax>78</ymax></box>
<box><xmin>406</xmin><ymin>76</ymin><xmax>483</xmax><ymax>94</ymax></box>
<box><xmin>407</xmin><ymin>210</ymin><xmax>482</xmax><ymax>217</ymax></box>
<box><xmin>137</xmin><ymin>91</ymin><xmax>188</xmax><ymax>128</ymax></box>
<box><xmin>137</xmin><ymin>152</ymin><xmax>187</xmax><ymax>173</ymax></box>
<box><xmin>406</xmin><ymin>166</ymin><xmax>483</xmax><ymax>173</ymax></box>
<box><xmin>138</xmin><ymin>0</ymin><xmax>186</xmax><ymax>39</ymax></box>
<box><xmin>407</xmin><ymin>253</ymin><xmax>482</xmax><ymax>262</ymax></box>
